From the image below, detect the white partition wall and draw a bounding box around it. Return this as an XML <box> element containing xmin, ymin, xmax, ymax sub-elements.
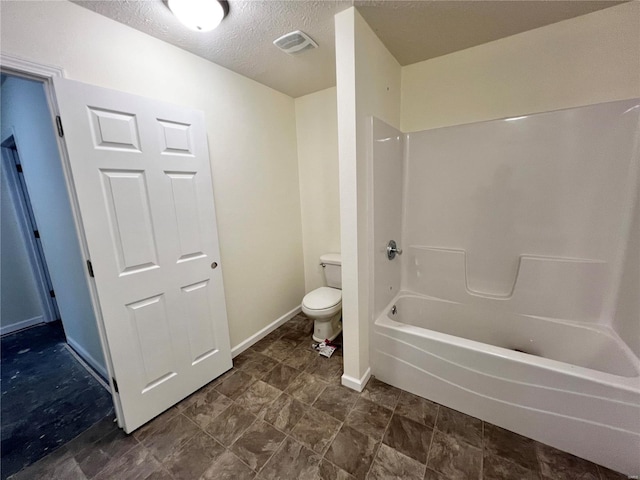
<box><xmin>335</xmin><ymin>7</ymin><xmax>401</xmax><ymax>390</ymax></box>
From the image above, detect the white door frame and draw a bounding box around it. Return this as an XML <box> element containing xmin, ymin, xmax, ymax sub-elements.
<box><xmin>1</xmin><ymin>136</ymin><xmax>60</xmax><ymax>327</ymax></box>
<box><xmin>0</xmin><ymin>53</ymin><xmax>124</xmax><ymax>427</ymax></box>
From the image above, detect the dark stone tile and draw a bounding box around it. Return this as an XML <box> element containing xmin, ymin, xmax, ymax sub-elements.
<box><xmin>263</xmin><ymin>339</ymin><xmax>298</xmax><ymax>362</ymax></box>
<box><xmin>178</xmin><ymin>372</ymin><xmax>233</xmax><ymax>411</ymax></box>
<box><xmin>8</xmin><ymin>447</ymin><xmax>86</xmax><ymax>480</ymax></box>
<box><xmin>201</xmin><ymin>450</ymin><xmax>256</xmax><ymax>480</ymax></box>
<box><xmin>208</xmin><ymin>367</ymin><xmax>237</xmax><ymax>388</ymax></box>
<box><xmin>1</xmin><ymin>322</ymin><xmax>114</xmax><ymax>479</ymax></box>
<box><xmin>144</xmin><ymin>468</ymin><xmax>174</xmax><ymax>480</ymax></box>
<box><xmin>282</xmin><ymin>348</ymin><xmax>316</xmax><ymax>371</ymax></box>
<box><xmin>280</xmin><ymin>330</ymin><xmax>308</xmax><ymax>347</ymax></box>
<box><xmin>235</xmin><ymin>380</ymin><xmax>282</xmax><ymax>415</ymax></box>
<box><xmin>230</xmin><ymin>420</ymin><xmax>286</xmax><ymax>471</ymax></box>
<box><xmin>234</xmin><ymin>350</ymin><xmax>260</xmax><ymax>369</ymax></box>
<box><xmin>182</xmin><ymin>387</ymin><xmax>233</xmax><ymax>430</ymax></box>
<box><xmin>206</xmin><ymin>403</ymin><xmax>257</xmax><ymax>447</ymax></box>
<box><xmin>262</xmin><ymin>363</ymin><xmax>301</xmax><ymax>391</ymax></box>
<box><xmin>162</xmin><ymin>430</ymin><xmax>225</xmax><ymax>479</ymax></box>
<box><xmin>395</xmin><ymin>391</ymin><xmax>438</xmax><ymax>427</ymax></box>
<box><xmin>64</xmin><ymin>416</ymin><xmax>119</xmax><ymax>455</ymax></box>
<box><xmin>344</xmin><ymin>397</ymin><xmax>392</xmax><ymax>441</ymax></box>
<box><xmin>236</xmin><ymin>351</ymin><xmax>280</xmax><ymax>379</ymax></box>
<box><xmin>435</xmin><ymin>406</ymin><xmax>483</xmax><ymax>448</ymax></box>
<box><xmin>92</xmin><ymin>444</ymin><xmax>164</xmax><ymax>480</ymax></box>
<box><xmin>135</xmin><ymin>413</ymin><xmax>200</xmax><ymax>459</ymax></box>
<box><xmin>368</xmin><ymin>443</ymin><xmax>426</xmax><ymax>480</ymax></box>
<box><xmin>133</xmin><ymin>407</ymin><xmax>181</xmax><ymax>443</ymax></box>
<box><xmin>316</xmin><ymin>459</ymin><xmax>355</xmax><ymax>480</ymax></box>
<box><xmin>324</xmin><ymin>425</ymin><xmax>378</xmax><ymax>480</ymax></box>
<box><xmin>382</xmin><ymin>414</ymin><xmax>432</xmax><ymax>464</ymax></box>
<box><xmin>285</xmin><ymin>372</ymin><xmax>328</xmax><ymax>404</ymax></box>
<box><xmin>535</xmin><ymin>443</ymin><xmax>599</xmax><ymax>480</ymax></box>
<box><xmin>360</xmin><ymin>377</ymin><xmax>401</xmax><ymax>410</ymax></box>
<box><xmin>305</xmin><ymin>355</ymin><xmax>343</xmax><ymax>383</ymax></box>
<box><xmin>312</xmin><ymin>384</ymin><xmax>359</xmax><ymax>421</ymax></box>
<box><xmin>483</xmin><ymin>453</ymin><xmax>540</xmax><ymax>480</ymax></box>
<box><xmin>288</xmin><ymin>314</ymin><xmax>314</xmax><ymax>331</ymax></box>
<box><xmin>250</xmin><ymin>332</ymin><xmax>283</xmax><ymax>354</ymax></box>
<box><xmin>484</xmin><ymin>423</ymin><xmax>539</xmax><ymax>471</ymax></box>
<box><xmin>424</xmin><ymin>468</ymin><xmax>447</xmax><ymax>480</ymax></box>
<box><xmin>259</xmin><ymin>437</ymin><xmax>321</xmax><ymax>480</ymax></box>
<box><xmin>215</xmin><ymin>370</ymin><xmax>256</xmax><ymax>400</ymax></box>
<box><xmin>291</xmin><ymin>408</ymin><xmax>342</xmax><ymax>454</ymax></box>
<box><xmin>261</xmin><ymin>393</ymin><xmax>306</xmax><ymax>433</ymax></box>
<box><xmin>427</xmin><ymin>430</ymin><xmax>482</xmax><ymax>480</ymax></box>
<box><xmin>74</xmin><ymin>428</ymin><xmax>138</xmax><ymax>478</ymax></box>
<box><xmin>598</xmin><ymin>465</ymin><xmax>629</xmax><ymax>479</ymax></box>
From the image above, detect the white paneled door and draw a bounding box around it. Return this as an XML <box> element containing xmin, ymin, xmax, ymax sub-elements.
<box><xmin>53</xmin><ymin>78</ymin><xmax>232</xmax><ymax>433</ymax></box>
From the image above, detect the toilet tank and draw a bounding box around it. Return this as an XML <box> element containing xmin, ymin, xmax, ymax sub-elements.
<box><xmin>321</xmin><ymin>253</ymin><xmax>342</xmax><ymax>289</ymax></box>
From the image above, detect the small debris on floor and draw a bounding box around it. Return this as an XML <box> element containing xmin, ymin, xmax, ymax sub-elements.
<box><xmin>312</xmin><ymin>339</ymin><xmax>338</xmax><ymax>358</ymax></box>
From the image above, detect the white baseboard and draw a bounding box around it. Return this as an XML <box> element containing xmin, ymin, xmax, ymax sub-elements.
<box><xmin>0</xmin><ymin>315</ymin><xmax>44</xmax><ymax>336</ymax></box>
<box><xmin>231</xmin><ymin>305</ymin><xmax>302</xmax><ymax>358</ymax></box>
<box><xmin>66</xmin><ymin>336</ymin><xmax>108</xmax><ymax>380</ymax></box>
<box><xmin>342</xmin><ymin>367</ymin><xmax>371</xmax><ymax>392</ymax></box>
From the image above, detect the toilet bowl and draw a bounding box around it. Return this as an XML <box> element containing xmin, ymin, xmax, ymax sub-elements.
<box><xmin>301</xmin><ymin>254</ymin><xmax>342</xmax><ymax>342</ymax></box>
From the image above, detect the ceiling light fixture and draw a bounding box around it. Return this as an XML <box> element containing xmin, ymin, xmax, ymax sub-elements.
<box><xmin>168</xmin><ymin>0</ymin><xmax>229</xmax><ymax>32</ymax></box>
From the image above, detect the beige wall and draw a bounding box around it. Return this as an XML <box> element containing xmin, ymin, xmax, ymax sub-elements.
<box><xmin>0</xmin><ymin>0</ymin><xmax>304</xmax><ymax>349</ymax></box>
<box><xmin>401</xmin><ymin>1</ymin><xmax>640</xmax><ymax>132</ymax></box>
<box><xmin>295</xmin><ymin>87</ymin><xmax>341</xmax><ymax>293</ymax></box>
<box><xmin>335</xmin><ymin>7</ymin><xmax>401</xmax><ymax>388</ymax></box>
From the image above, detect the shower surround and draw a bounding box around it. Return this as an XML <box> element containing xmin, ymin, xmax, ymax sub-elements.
<box><xmin>369</xmin><ymin>99</ymin><xmax>640</xmax><ymax>475</ymax></box>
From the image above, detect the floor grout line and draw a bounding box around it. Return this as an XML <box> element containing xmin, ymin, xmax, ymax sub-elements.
<box><xmin>424</xmin><ymin>404</ymin><xmax>439</xmax><ymax>477</ymax></box>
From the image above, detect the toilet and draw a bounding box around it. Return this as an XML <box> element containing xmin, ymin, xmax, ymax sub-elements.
<box><xmin>302</xmin><ymin>253</ymin><xmax>342</xmax><ymax>342</ymax></box>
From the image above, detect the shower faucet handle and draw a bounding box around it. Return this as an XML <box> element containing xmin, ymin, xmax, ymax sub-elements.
<box><xmin>387</xmin><ymin>240</ymin><xmax>403</xmax><ymax>260</ymax></box>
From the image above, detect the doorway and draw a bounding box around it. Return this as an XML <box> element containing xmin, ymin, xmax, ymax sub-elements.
<box><xmin>0</xmin><ymin>73</ymin><xmax>114</xmax><ymax>479</ymax></box>
<box><xmin>1</xmin><ymin>53</ymin><xmax>233</xmax><ymax>465</ymax></box>
<box><xmin>1</xmin><ymin>135</ymin><xmax>60</xmax><ymax>326</ymax></box>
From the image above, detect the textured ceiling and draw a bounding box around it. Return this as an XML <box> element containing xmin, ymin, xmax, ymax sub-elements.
<box><xmin>72</xmin><ymin>0</ymin><xmax>625</xmax><ymax>98</ymax></box>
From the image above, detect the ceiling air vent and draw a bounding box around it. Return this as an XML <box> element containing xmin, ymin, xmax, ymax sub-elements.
<box><xmin>273</xmin><ymin>30</ymin><xmax>318</xmax><ymax>55</ymax></box>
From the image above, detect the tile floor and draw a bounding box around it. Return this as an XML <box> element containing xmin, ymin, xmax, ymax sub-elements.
<box><xmin>1</xmin><ymin>321</ymin><xmax>113</xmax><ymax>479</ymax></box>
<box><xmin>8</xmin><ymin>314</ymin><xmax>628</xmax><ymax>480</ymax></box>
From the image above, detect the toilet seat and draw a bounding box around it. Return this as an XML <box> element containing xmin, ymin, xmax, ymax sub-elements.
<box><xmin>302</xmin><ymin>287</ymin><xmax>342</xmax><ymax>317</ymax></box>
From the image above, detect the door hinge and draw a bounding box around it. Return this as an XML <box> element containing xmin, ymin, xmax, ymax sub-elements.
<box><xmin>87</xmin><ymin>260</ymin><xmax>94</xmax><ymax>278</ymax></box>
<box><xmin>55</xmin><ymin>116</ymin><xmax>64</xmax><ymax>137</ymax></box>
<box><xmin>112</xmin><ymin>378</ymin><xmax>119</xmax><ymax>393</ymax></box>
<box><xmin>16</xmin><ymin>164</ymin><xmax>23</xmax><ymax>173</ymax></box>
<box><xmin>34</xmin><ymin>230</ymin><xmax>40</xmax><ymax>239</ymax></box>
<box><xmin>49</xmin><ymin>289</ymin><xmax>55</xmax><ymax>298</ymax></box>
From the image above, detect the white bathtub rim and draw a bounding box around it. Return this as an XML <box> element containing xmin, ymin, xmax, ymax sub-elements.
<box><xmin>375</xmin><ymin>327</ymin><xmax>639</xmax><ymax>411</ymax></box>
<box><xmin>378</xmin><ymin>292</ymin><xmax>640</xmax><ymax>389</ymax></box>
<box><xmin>391</xmin><ymin>289</ymin><xmax>638</xmax><ymax>339</ymax></box>
<box><xmin>376</xmin><ymin>348</ymin><xmax>638</xmax><ymax>436</ymax></box>
<box><xmin>373</xmin><ymin>349</ymin><xmax>640</xmax><ymax>475</ymax></box>
<box><xmin>376</xmin><ymin>315</ymin><xmax>640</xmax><ymax>392</ymax></box>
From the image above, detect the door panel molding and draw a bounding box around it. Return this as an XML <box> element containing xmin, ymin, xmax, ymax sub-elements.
<box><xmin>53</xmin><ymin>77</ymin><xmax>232</xmax><ymax>432</ymax></box>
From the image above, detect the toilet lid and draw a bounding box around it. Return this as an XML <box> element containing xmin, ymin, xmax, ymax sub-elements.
<box><xmin>303</xmin><ymin>287</ymin><xmax>341</xmax><ymax>310</ymax></box>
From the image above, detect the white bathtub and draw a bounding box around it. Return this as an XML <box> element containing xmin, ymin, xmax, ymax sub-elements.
<box><xmin>372</xmin><ymin>292</ymin><xmax>640</xmax><ymax>475</ymax></box>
